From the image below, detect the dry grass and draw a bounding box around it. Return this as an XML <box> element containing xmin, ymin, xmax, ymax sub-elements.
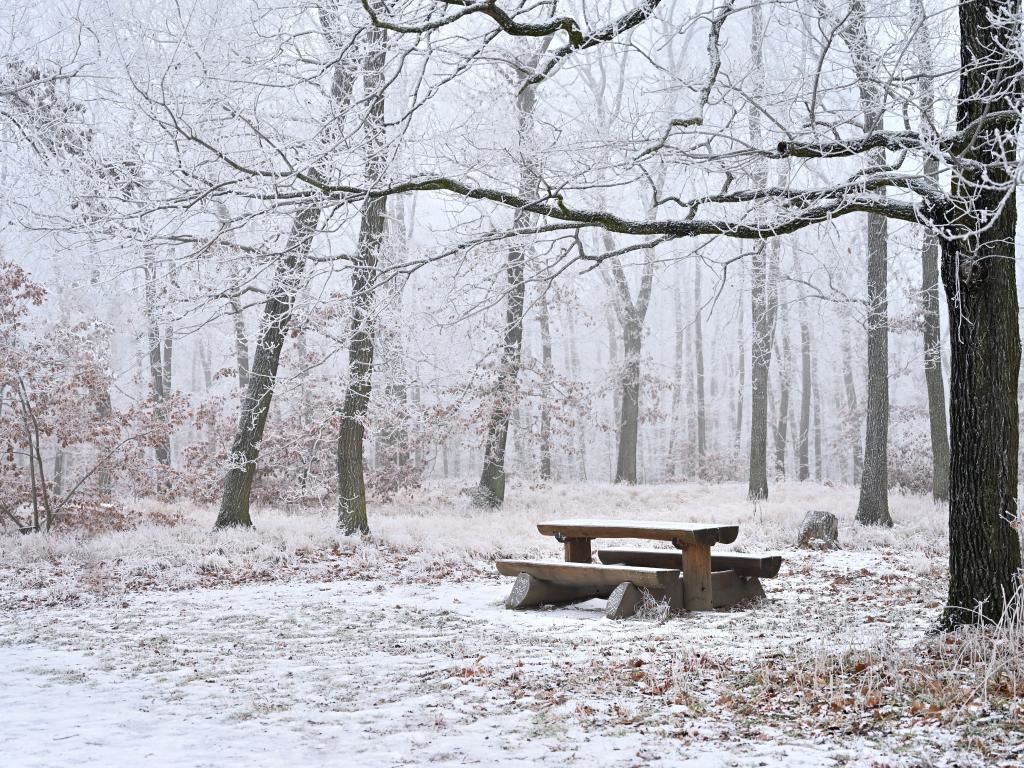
<box><xmin>0</xmin><ymin>480</ymin><xmax>948</xmax><ymax>608</ymax></box>
<box><xmin>4</xmin><ymin>480</ymin><xmax>1022</xmax><ymax>763</ymax></box>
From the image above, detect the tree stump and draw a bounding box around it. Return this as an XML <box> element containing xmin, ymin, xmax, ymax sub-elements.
<box><xmin>797</xmin><ymin>510</ymin><xmax>840</xmax><ymax>550</ymax></box>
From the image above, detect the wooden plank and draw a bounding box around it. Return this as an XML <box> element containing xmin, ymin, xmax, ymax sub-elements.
<box><xmin>563</xmin><ymin>537</ymin><xmax>592</xmax><ymax>563</ymax></box>
<box><xmin>598</xmin><ymin>548</ymin><xmax>783</xmax><ymax>578</ymax></box>
<box><xmin>505</xmin><ymin>573</ymin><xmax>612</xmax><ymax>609</ymax></box>
<box><xmin>710</xmin><ymin>571</ymin><xmax>766</xmax><ymax>609</ymax></box>
<box><xmin>681</xmin><ymin>544</ymin><xmax>712</xmax><ymax>611</ymax></box>
<box><xmin>495</xmin><ymin>559</ymin><xmax>680</xmax><ymax>590</ymax></box>
<box><xmin>536</xmin><ymin>519</ymin><xmax>739</xmax><ymax>546</ymax></box>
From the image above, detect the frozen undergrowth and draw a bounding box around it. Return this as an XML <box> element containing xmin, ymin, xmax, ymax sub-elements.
<box><xmin>7</xmin><ymin>481</ymin><xmax>1016</xmax><ymax>766</ymax></box>
<box><xmin>0</xmin><ymin>480</ymin><xmax>947</xmax><ymax>607</ymax></box>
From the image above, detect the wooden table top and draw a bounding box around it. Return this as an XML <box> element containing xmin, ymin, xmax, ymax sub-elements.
<box><xmin>536</xmin><ymin>519</ymin><xmax>740</xmax><ymax>547</ymax></box>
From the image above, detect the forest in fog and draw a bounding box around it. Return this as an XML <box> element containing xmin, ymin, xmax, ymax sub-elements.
<box><xmin>6</xmin><ymin>1</ymin><xmax>1024</xmax><ymax>764</ymax></box>
<box><xmin>2</xmin><ymin>0</ymin><xmax>1022</xmax><ymax>625</ymax></box>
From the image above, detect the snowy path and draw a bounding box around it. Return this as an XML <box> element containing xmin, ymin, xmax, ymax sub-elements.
<box><xmin>0</xmin><ymin>562</ymin><xmax>947</xmax><ymax>767</ymax></box>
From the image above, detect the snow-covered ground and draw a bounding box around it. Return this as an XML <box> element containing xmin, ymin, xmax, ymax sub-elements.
<box><xmin>2</xmin><ymin>483</ymin><xmax>1021</xmax><ymax>766</ymax></box>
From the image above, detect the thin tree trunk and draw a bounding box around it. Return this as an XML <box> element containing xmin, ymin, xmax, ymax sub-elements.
<box><xmin>813</xmin><ymin>343</ymin><xmax>824</xmax><ymax>481</ymax></box>
<box><xmin>914</xmin><ymin>0</ymin><xmax>950</xmax><ymax>502</ymax></box>
<box><xmin>839</xmin><ymin>0</ymin><xmax>891</xmax><ymax>525</ymax></box>
<box><xmin>615</xmin><ymin>317</ymin><xmax>641</xmax><ymax>483</ymax></box>
<box><xmin>216</xmin><ymin>207</ymin><xmax>320</xmax><ymax>528</ymax></box>
<box><xmin>841</xmin><ymin>328</ymin><xmax>863</xmax><ymax>483</ymax></box>
<box><xmin>773</xmin><ymin>287</ymin><xmax>791</xmax><ymax>478</ymax></box>
<box><xmin>798</xmin><ymin>315</ymin><xmax>811</xmax><ymax>480</ymax></box>
<box><xmin>216</xmin><ymin>203</ymin><xmax>251</xmax><ymax>391</ymax></box>
<box><xmin>694</xmin><ymin>263</ymin><xmax>707</xmax><ymax>470</ymax></box>
<box><xmin>474</xmin><ymin>42</ymin><xmax>550</xmax><ymax>507</ymax></box>
<box><xmin>855</xmin><ymin>207</ymin><xmax>891</xmax><ymax>524</ymax></box>
<box><xmin>337</xmin><ymin>20</ymin><xmax>389</xmax><ymax>535</ymax></box>
<box><xmin>734</xmin><ymin>277</ymin><xmax>745</xmax><ymax>449</ymax></box>
<box><xmin>564</xmin><ymin>304</ymin><xmax>587</xmax><ymax>480</ymax></box>
<box><xmin>143</xmin><ymin>249</ymin><xmax>171</xmax><ymax>470</ymax></box>
<box><xmin>538</xmin><ymin>292</ymin><xmax>553</xmax><ymax>481</ymax></box>
<box><xmin>667</xmin><ymin>279</ymin><xmax>685</xmax><ymax>478</ymax></box>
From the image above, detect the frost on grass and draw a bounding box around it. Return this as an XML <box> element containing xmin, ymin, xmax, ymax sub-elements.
<box><xmin>0</xmin><ymin>480</ymin><xmax>947</xmax><ymax>607</ymax></box>
<box><xmin>0</xmin><ymin>481</ymin><xmax>1020</xmax><ymax>765</ymax></box>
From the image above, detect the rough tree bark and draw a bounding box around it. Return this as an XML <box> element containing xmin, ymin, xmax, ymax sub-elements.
<box><xmin>937</xmin><ymin>0</ymin><xmax>1021</xmax><ymax>626</ymax></box>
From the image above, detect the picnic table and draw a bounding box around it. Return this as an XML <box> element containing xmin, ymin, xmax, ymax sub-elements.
<box><xmin>496</xmin><ymin>518</ymin><xmax>782</xmax><ymax>619</ymax></box>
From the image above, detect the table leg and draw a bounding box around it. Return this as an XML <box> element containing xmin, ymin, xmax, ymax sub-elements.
<box><xmin>681</xmin><ymin>544</ymin><xmax>712</xmax><ymax>611</ymax></box>
<box><xmin>563</xmin><ymin>537</ymin><xmax>592</xmax><ymax>563</ymax></box>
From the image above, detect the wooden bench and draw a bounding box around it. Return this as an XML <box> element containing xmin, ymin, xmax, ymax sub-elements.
<box><xmin>535</xmin><ymin>519</ymin><xmax>739</xmax><ymax>611</ymax></box>
<box><xmin>495</xmin><ymin>560</ymin><xmax>683</xmax><ymax>619</ymax></box>
<box><xmin>597</xmin><ymin>548</ymin><xmax>782</xmax><ymax>609</ymax></box>
<box><xmin>597</xmin><ymin>548</ymin><xmax>782</xmax><ymax>578</ymax></box>
<box><xmin>494</xmin><ymin>519</ymin><xmax>780</xmax><ymax>619</ymax></box>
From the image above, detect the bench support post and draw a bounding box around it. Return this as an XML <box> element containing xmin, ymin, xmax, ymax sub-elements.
<box><xmin>679</xmin><ymin>543</ymin><xmax>713</xmax><ymax>611</ymax></box>
<box><xmin>563</xmin><ymin>536</ymin><xmax>592</xmax><ymax>563</ymax></box>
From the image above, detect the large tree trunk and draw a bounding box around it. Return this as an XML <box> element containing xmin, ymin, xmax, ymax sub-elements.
<box><xmin>938</xmin><ymin>0</ymin><xmax>1021</xmax><ymax>627</ymax></box>
<box><xmin>337</xmin><ymin>20</ymin><xmax>389</xmax><ymax>535</ymax></box>
<box><xmin>217</xmin><ymin>207</ymin><xmax>320</xmax><ymax>528</ymax></box>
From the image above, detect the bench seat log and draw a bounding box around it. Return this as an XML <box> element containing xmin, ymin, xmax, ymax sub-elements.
<box><xmin>536</xmin><ymin>520</ymin><xmax>739</xmax><ymax>547</ymax></box>
<box><xmin>598</xmin><ymin>548</ymin><xmax>783</xmax><ymax>578</ymax></box>
<box><xmin>505</xmin><ymin>573</ymin><xmax>613</xmax><ymax>609</ymax></box>
<box><xmin>495</xmin><ymin>560</ymin><xmax>680</xmax><ymax>590</ymax></box>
